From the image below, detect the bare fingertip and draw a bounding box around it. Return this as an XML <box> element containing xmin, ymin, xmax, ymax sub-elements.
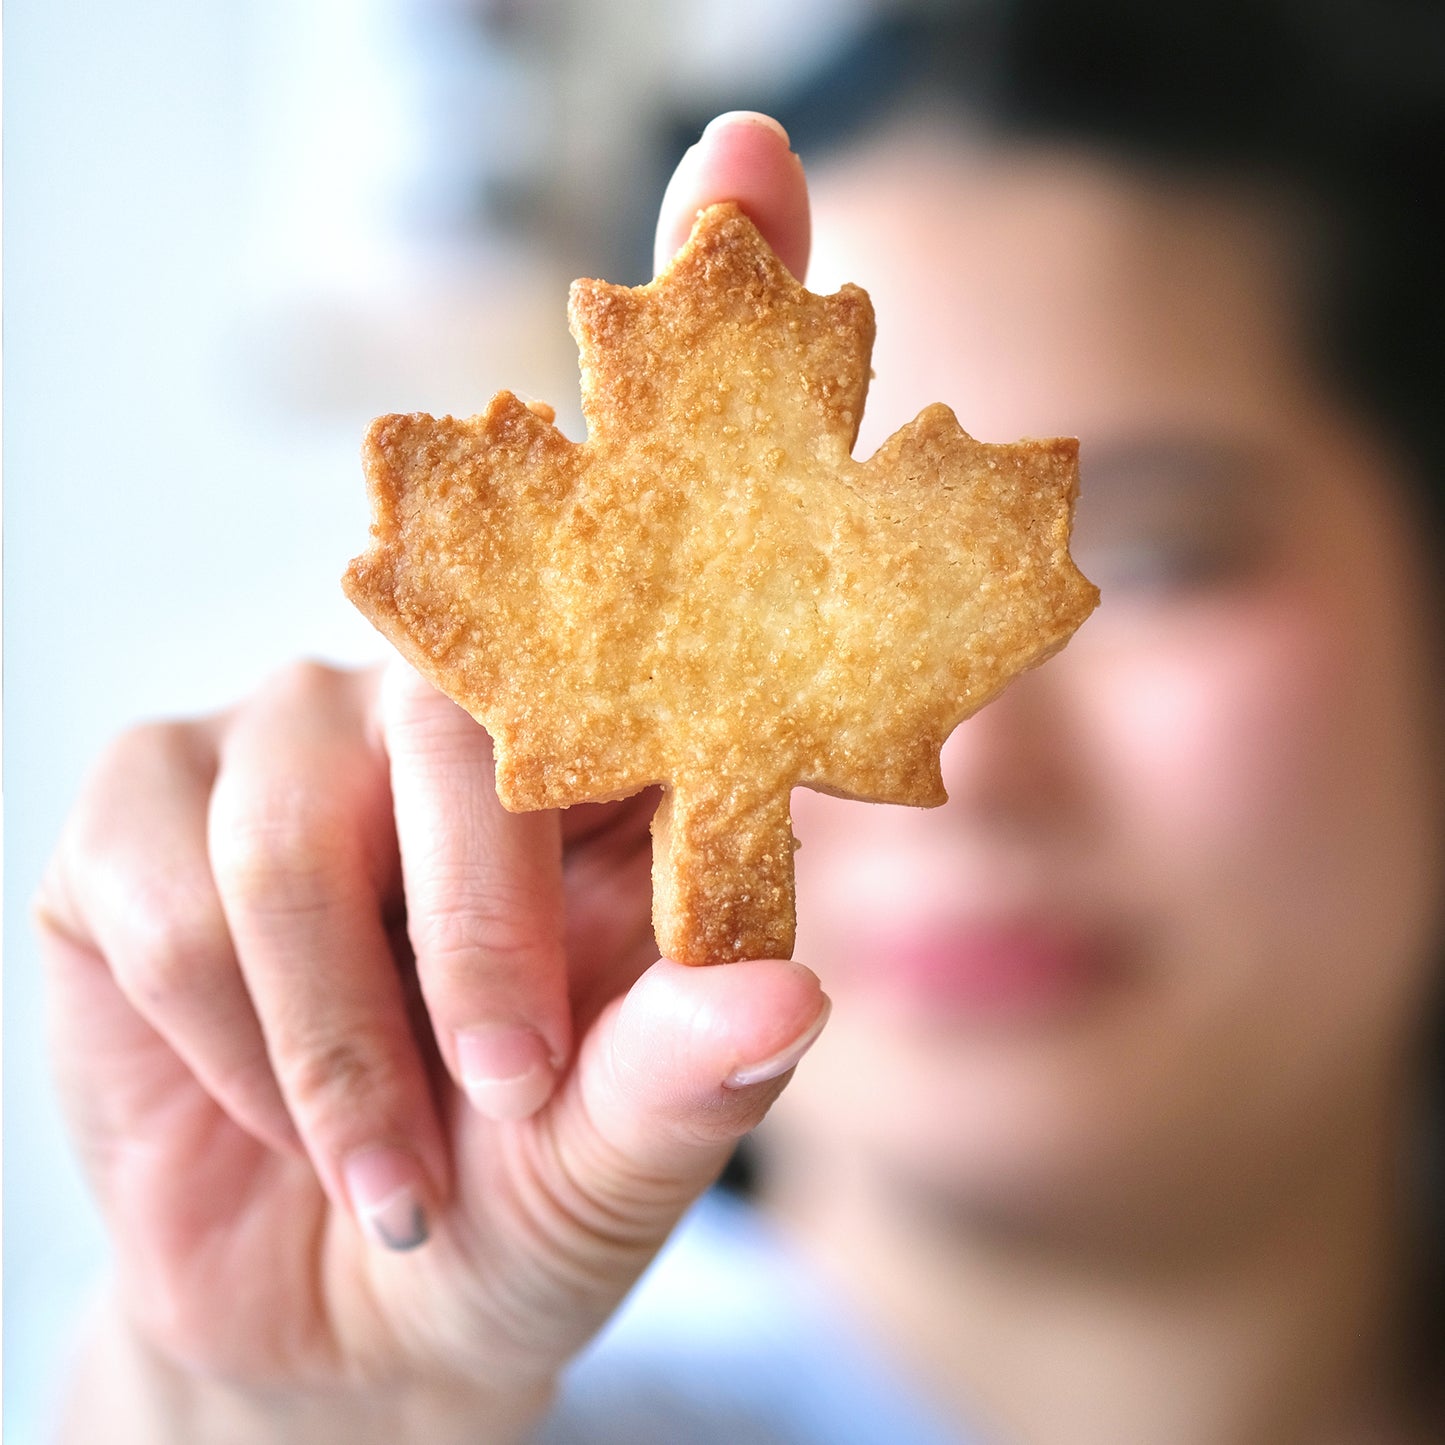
<box><xmin>701</xmin><ymin>110</ymin><xmax>792</xmax><ymax>149</ymax></box>
<box><xmin>724</xmin><ymin>994</ymin><xmax>832</xmax><ymax>1090</ymax></box>
<box><xmin>457</xmin><ymin>1025</ymin><xmax>557</xmax><ymax>1121</ymax></box>
<box><xmin>344</xmin><ymin>1146</ymin><xmax>431</xmax><ymax>1251</ymax></box>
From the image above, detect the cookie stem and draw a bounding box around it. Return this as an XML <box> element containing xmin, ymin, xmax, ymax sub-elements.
<box><xmin>650</xmin><ymin>780</ymin><xmax>798</xmax><ymax>965</ymax></box>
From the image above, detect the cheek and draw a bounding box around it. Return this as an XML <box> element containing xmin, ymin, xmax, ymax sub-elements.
<box><xmin>1075</xmin><ymin>600</ymin><xmax>1338</xmax><ymax>863</ymax></box>
<box><xmin>1076</xmin><ymin>585</ymin><xmax>1440</xmax><ymax>1026</ymax></box>
<box><xmin>791</xmin><ymin>787</ymin><xmax>947</xmax><ymax>931</ymax></box>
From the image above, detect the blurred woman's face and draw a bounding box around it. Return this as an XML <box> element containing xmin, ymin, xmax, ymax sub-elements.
<box><xmin>781</xmin><ymin>138</ymin><xmax>1444</xmax><ymax>1234</ymax></box>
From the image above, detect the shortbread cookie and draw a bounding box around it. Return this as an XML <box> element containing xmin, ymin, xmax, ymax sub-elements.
<box><xmin>345</xmin><ymin>203</ymin><xmax>1098</xmax><ymax>963</ymax></box>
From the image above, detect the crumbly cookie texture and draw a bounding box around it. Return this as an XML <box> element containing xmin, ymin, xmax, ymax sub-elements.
<box><xmin>345</xmin><ymin>202</ymin><xmax>1098</xmax><ymax>964</ymax></box>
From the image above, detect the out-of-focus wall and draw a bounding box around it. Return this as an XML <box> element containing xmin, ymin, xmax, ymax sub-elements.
<box><xmin>2</xmin><ymin>1</ymin><xmax>881</xmax><ymax>1437</ymax></box>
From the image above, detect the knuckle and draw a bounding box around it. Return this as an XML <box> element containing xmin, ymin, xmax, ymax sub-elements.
<box><xmin>277</xmin><ymin>1033</ymin><xmax>388</xmax><ymax>1118</ymax></box>
<box><xmin>31</xmin><ymin>861</ymin><xmax>80</xmax><ymax>941</ymax></box>
<box><xmin>43</xmin><ymin>719</ymin><xmax>218</xmax><ymax>936</ymax></box>
<box><xmin>262</xmin><ymin>657</ymin><xmax>349</xmax><ymax>709</ymax></box>
<box><xmin>414</xmin><ymin>880</ymin><xmax>560</xmax><ymax>976</ymax></box>
<box><xmin>523</xmin><ymin>1115</ymin><xmax>691</xmax><ymax>1252</ymax></box>
<box><xmin>381</xmin><ymin>659</ymin><xmax>479</xmax><ymax>751</ymax></box>
<box><xmin>98</xmin><ymin>718</ymin><xmax>207</xmax><ymax>779</ymax></box>
<box><xmin>210</xmin><ymin>796</ymin><xmax>355</xmax><ymax>917</ymax></box>
<box><xmin>113</xmin><ymin>880</ymin><xmax>230</xmax><ymax>1009</ymax></box>
<box><xmin>69</xmin><ymin>722</ymin><xmax>209</xmax><ymax>856</ymax></box>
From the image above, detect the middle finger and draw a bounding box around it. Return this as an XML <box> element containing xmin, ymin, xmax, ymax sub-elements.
<box><xmin>209</xmin><ymin>661</ymin><xmax>447</xmax><ymax>1252</ymax></box>
<box><xmin>380</xmin><ymin>660</ymin><xmax>571</xmax><ymax>1124</ymax></box>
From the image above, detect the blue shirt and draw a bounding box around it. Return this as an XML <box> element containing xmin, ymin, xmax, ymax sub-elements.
<box><xmin>536</xmin><ymin>1190</ymin><xmax>980</xmax><ymax>1445</ymax></box>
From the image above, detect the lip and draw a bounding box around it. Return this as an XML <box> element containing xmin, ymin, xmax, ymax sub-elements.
<box><xmin>846</xmin><ymin>917</ymin><xmax>1123</xmax><ymax>1019</ymax></box>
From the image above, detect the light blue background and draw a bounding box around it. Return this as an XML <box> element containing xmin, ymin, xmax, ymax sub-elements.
<box><xmin>4</xmin><ymin>6</ymin><xmax>401</xmax><ymax>1436</ymax></box>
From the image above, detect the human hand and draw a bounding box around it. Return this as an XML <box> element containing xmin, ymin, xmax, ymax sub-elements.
<box><xmin>37</xmin><ymin>113</ymin><xmax>825</xmax><ymax>1442</ymax></box>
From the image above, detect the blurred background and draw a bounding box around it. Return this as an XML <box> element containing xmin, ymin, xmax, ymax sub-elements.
<box><xmin>10</xmin><ymin>1</ymin><xmax>1442</xmax><ymax>1438</ymax></box>
<box><xmin>2</xmin><ymin>0</ymin><xmax>889</xmax><ymax>1436</ymax></box>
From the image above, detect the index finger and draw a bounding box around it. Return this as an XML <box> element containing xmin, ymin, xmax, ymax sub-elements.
<box><xmin>654</xmin><ymin>111</ymin><xmax>811</xmax><ymax>280</ymax></box>
<box><xmin>379</xmin><ymin>660</ymin><xmax>571</xmax><ymax>1123</ymax></box>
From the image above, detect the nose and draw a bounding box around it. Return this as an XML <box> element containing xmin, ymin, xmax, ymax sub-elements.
<box><xmin>938</xmin><ymin>661</ymin><xmax>1084</xmax><ymax>829</ymax></box>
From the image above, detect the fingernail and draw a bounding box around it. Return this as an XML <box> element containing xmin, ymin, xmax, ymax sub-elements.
<box><xmin>344</xmin><ymin>1147</ymin><xmax>429</xmax><ymax>1251</ymax></box>
<box><xmin>725</xmin><ymin>996</ymin><xmax>832</xmax><ymax>1089</ymax></box>
<box><xmin>701</xmin><ymin>110</ymin><xmax>791</xmax><ymax>147</ymax></box>
<box><xmin>457</xmin><ymin>1025</ymin><xmax>556</xmax><ymax>1121</ymax></box>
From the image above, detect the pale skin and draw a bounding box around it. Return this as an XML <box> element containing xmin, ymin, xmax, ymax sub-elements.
<box><xmin>38</xmin><ymin>112</ymin><xmax>1445</xmax><ymax>1442</ymax></box>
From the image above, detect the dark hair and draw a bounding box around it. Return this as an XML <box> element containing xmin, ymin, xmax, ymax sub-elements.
<box><xmin>663</xmin><ymin>1</ymin><xmax>1445</xmax><ymax>529</ymax></box>
<box><xmin>688</xmin><ymin>0</ymin><xmax>1445</xmax><ymax>1399</ymax></box>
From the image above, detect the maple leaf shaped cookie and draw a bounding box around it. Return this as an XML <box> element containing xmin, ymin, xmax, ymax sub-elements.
<box><xmin>345</xmin><ymin>202</ymin><xmax>1098</xmax><ymax>964</ymax></box>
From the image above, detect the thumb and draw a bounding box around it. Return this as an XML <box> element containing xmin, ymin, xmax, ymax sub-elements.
<box><xmin>549</xmin><ymin>957</ymin><xmax>829</xmax><ymax>1241</ymax></box>
<box><xmin>654</xmin><ymin>111</ymin><xmax>811</xmax><ymax>281</ymax></box>
<box><xmin>424</xmin><ymin>958</ymin><xmax>828</xmax><ymax>1394</ymax></box>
